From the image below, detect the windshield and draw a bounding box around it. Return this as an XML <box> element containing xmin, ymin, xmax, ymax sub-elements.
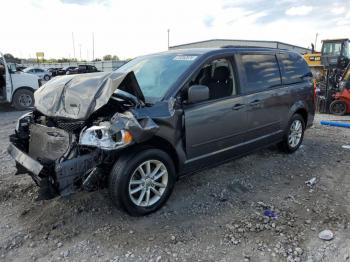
<box><xmin>115</xmin><ymin>53</ymin><xmax>199</xmax><ymax>102</ymax></box>
<box><xmin>322</xmin><ymin>42</ymin><xmax>342</xmax><ymax>56</ymax></box>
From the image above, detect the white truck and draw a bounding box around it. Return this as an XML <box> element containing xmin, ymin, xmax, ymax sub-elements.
<box><xmin>0</xmin><ymin>52</ymin><xmax>41</xmax><ymax>110</ymax></box>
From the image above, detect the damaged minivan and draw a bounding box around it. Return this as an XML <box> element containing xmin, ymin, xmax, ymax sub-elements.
<box><xmin>8</xmin><ymin>47</ymin><xmax>315</xmax><ymax>216</ymax></box>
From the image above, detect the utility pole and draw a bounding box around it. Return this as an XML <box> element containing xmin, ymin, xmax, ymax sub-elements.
<box><xmin>72</xmin><ymin>32</ymin><xmax>76</xmax><ymax>59</ymax></box>
<box><xmin>315</xmin><ymin>33</ymin><xmax>319</xmax><ymax>51</ymax></box>
<box><xmin>167</xmin><ymin>29</ymin><xmax>170</xmax><ymax>50</ymax></box>
<box><xmin>92</xmin><ymin>32</ymin><xmax>95</xmax><ymax>61</ymax></box>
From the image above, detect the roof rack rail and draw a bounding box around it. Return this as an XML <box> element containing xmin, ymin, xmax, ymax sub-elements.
<box><xmin>221</xmin><ymin>45</ymin><xmax>295</xmax><ymax>52</ymax></box>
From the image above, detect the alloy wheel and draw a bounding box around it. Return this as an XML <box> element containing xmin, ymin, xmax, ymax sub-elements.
<box><xmin>128</xmin><ymin>160</ymin><xmax>168</xmax><ymax>207</ymax></box>
<box><xmin>288</xmin><ymin>119</ymin><xmax>303</xmax><ymax>148</ymax></box>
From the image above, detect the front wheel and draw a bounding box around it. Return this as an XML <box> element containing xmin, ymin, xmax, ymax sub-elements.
<box><xmin>44</xmin><ymin>75</ymin><xmax>50</xmax><ymax>81</ymax></box>
<box><xmin>329</xmin><ymin>100</ymin><xmax>347</xmax><ymax>116</ymax></box>
<box><xmin>278</xmin><ymin>114</ymin><xmax>305</xmax><ymax>153</ymax></box>
<box><xmin>108</xmin><ymin>148</ymin><xmax>176</xmax><ymax>216</ymax></box>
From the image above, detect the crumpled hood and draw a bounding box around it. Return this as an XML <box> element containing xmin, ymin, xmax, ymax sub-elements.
<box><xmin>34</xmin><ymin>71</ymin><xmax>144</xmax><ymax>120</ymax></box>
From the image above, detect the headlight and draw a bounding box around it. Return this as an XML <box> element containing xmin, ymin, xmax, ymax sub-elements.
<box><xmin>16</xmin><ymin>112</ymin><xmax>33</xmax><ymax>132</ymax></box>
<box><xmin>79</xmin><ymin>123</ymin><xmax>133</xmax><ymax>150</ymax></box>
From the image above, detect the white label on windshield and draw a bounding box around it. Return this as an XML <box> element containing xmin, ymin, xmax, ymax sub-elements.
<box><xmin>173</xmin><ymin>55</ymin><xmax>197</xmax><ymax>61</ymax></box>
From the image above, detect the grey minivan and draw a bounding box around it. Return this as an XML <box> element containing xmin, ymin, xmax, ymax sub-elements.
<box><xmin>8</xmin><ymin>47</ymin><xmax>315</xmax><ymax>216</ymax></box>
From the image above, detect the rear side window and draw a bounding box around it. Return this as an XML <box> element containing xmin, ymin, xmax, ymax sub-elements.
<box><xmin>237</xmin><ymin>54</ymin><xmax>281</xmax><ymax>93</ymax></box>
<box><xmin>279</xmin><ymin>52</ymin><xmax>310</xmax><ymax>85</ymax></box>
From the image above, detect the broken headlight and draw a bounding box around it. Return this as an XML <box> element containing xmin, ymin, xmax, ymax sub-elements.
<box><xmin>79</xmin><ymin>123</ymin><xmax>133</xmax><ymax>150</ymax></box>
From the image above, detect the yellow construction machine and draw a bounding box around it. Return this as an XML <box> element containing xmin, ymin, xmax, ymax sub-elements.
<box><xmin>303</xmin><ymin>38</ymin><xmax>350</xmax><ymax>113</ymax></box>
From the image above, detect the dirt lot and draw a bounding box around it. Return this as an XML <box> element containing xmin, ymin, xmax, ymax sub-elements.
<box><xmin>0</xmin><ymin>105</ymin><xmax>349</xmax><ymax>262</ymax></box>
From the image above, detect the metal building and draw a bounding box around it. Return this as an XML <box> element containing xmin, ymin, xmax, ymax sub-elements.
<box><xmin>169</xmin><ymin>39</ymin><xmax>311</xmax><ymax>54</ymax></box>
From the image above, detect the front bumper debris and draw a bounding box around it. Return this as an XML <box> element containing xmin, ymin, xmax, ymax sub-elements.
<box><xmin>8</xmin><ymin>140</ymin><xmax>104</xmax><ymax>199</ymax></box>
<box><xmin>7</xmin><ymin>143</ymin><xmax>43</xmax><ymax>176</ymax></box>
<box><xmin>55</xmin><ymin>151</ymin><xmax>99</xmax><ymax>196</ymax></box>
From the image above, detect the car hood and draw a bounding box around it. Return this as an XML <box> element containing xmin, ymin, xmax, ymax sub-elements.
<box><xmin>34</xmin><ymin>71</ymin><xmax>145</xmax><ymax>120</ymax></box>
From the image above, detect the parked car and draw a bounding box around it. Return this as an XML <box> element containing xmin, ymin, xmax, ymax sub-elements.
<box><xmin>7</xmin><ymin>47</ymin><xmax>315</xmax><ymax>216</ymax></box>
<box><xmin>67</xmin><ymin>64</ymin><xmax>99</xmax><ymax>75</ymax></box>
<box><xmin>48</xmin><ymin>67</ymin><xmax>62</xmax><ymax>77</ymax></box>
<box><xmin>16</xmin><ymin>65</ymin><xmax>27</xmax><ymax>71</ymax></box>
<box><xmin>23</xmin><ymin>67</ymin><xmax>52</xmax><ymax>81</ymax></box>
<box><xmin>57</xmin><ymin>66</ymin><xmax>77</xmax><ymax>75</ymax></box>
<box><xmin>0</xmin><ymin>53</ymin><xmax>41</xmax><ymax>110</ymax></box>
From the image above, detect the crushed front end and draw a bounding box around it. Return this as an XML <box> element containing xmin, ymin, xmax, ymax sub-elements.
<box><xmin>8</xmin><ymin>111</ymin><xmax>108</xmax><ymax>199</ymax></box>
<box><xmin>7</xmin><ymin>71</ymin><xmax>159</xmax><ymax>200</ymax></box>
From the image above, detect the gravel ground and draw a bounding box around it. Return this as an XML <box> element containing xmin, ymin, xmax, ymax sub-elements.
<box><xmin>0</xmin><ymin>104</ymin><xmax>350</xmax><ymax>262</ymax></box>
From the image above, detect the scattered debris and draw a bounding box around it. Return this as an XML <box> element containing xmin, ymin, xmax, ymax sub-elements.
<box><xmin>263</xmin><ymin>210</ymin><xmax>278</xmax><ymax>219</ymax></box>
<box><xmin>318</xmin><ymin>230</ymin><xmax>334</xmax><ymax>241</ymax></box>
<box><xmin>342</xmin><ymin>145</ymin><xmax>350</xmax><ymax>149</ymax></box>
<box><xmin>305</xmin><ymin>177</ymin><xmax>317</xmax><ymax>188</ymax></box>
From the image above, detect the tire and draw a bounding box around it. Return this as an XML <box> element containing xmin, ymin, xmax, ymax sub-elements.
<box><xmin>278</xmin><ymin>114</ymin><xmax>305</xmax><ymax>153</ymax></box>
<box><xmin>44</xmin><ymin>75</ymin><xmax>50</xmax><ymax>81</ymax></box>
<box><xmin>12</xmin><ymin>89</ymin><xmax>35</xmax><ymax>110</ymax></box>
<box><xmin>329</xmin><ymin>100</ymin><xmax>347</xmax><ymax>116</ymax></box>
<box><xmin>108</xmin><ymin>148</ymin><xmax>176</xmax><ymax>216</ymax></box>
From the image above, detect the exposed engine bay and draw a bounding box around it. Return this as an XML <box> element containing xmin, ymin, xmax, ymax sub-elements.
<box><xmin>8</xmin><ymin>71</ymin><xmax>163</xmax><ymax>199</ymax></box>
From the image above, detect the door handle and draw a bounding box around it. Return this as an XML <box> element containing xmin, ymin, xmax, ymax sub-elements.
<box><xmin>249</xmin><ymin>99</ymin><xmax>261</xmax><ymax>106</ymax></box>
<box><xmin>232</xmin><ymin>103</ymin><xmax>245</xmax><ymax>110</ymax></box>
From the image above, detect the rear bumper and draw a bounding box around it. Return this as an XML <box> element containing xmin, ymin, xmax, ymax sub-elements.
<box><xmin>7</xmin><ymin>143</ymin><xmax>43</xmax><ymax>176</ymax></box>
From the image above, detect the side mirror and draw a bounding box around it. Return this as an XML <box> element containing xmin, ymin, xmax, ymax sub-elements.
<box><xmin>188</xmin><ymin>85</ymin><xmax>209</xmax><ymax>104</ymax></box>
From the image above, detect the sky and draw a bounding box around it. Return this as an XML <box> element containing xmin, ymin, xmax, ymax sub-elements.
<box><xmin>1</xmin><ymin>0</ymin><xmax>350</xmax><ymax>60</ymax></box>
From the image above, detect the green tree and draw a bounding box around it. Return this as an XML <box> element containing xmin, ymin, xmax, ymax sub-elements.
<box><xmin>103</xmin><ymin>55</ymin><xmax>113</xmax><ymax>61</ymax></box>
<box><xmin>4</xmin><ymin>53</ymin><xmax>21</xmax><ymax>63</ymax></box>
<box><xmin>103</xmin><ymin>55</ymin><xmax>119</xmax><ymax>61</ymax></box>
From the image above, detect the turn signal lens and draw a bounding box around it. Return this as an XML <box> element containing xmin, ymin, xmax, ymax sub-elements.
<box><xmin>122</xmin><ymin>130</ymin><xmax>133</xmax><ymax>144</ymax></box>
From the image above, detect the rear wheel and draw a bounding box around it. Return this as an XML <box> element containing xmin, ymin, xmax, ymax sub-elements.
<box><xmin>278</xmin><ymin>114</ymin><xmax>305</xmax><ymax>153</ymax></box>
<box><xmin>108</xmin><ymin>148</ymin><xmax>176</xmax><ymax>216</ymax></box>
<box><xmin>329</xmin><ymin>100</ymin><xmax>347</xmax><ymax>116</ymax></box>
<box><xmin>12</xmin><ymin>89</ymin><xmax>34</xmax><ymax>110</ymax></box>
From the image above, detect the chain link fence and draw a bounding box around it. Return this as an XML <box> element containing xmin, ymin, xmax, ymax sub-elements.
<box><xmin>22</xmin><ymin>60</ymin><xmax>127</xmax><ymax>72</ymax></box>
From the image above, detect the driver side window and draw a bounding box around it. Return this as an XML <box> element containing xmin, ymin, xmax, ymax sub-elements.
<box><xmin>189</xmin><ymin>58</ymin><xmax>236</xmax><ymax>100</ymax></box>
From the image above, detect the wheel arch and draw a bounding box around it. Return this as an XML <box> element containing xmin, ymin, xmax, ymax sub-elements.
<box><xmin>294</xmin><ymin>108</ymin><xmax>308</xmax><ymax>126</ymax></box>
<box><xmin>11</xmin><ymin>86</ymin><xmax>35</xmax><ymax>103</ymax></box>
<box><xmin>129</xmin><ymin>136</ymin><xmax>181</xmax><ymax>175</ymax></box>
<box><xmin>289</xmin><ymin>101</ymin><xmax>308</xmax><ymax>127</ymax></box>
